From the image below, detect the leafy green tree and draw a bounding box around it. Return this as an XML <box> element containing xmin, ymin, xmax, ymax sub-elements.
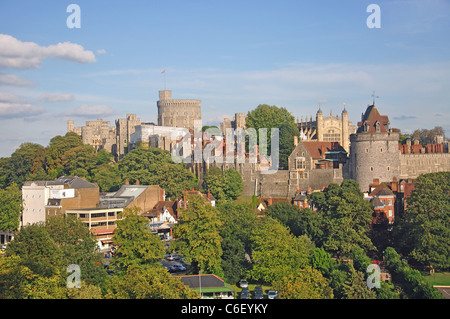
<box><xmin>249</xmin><ymin>217</ymin><xmax>314</xmax><ymax>283</ymax></box>
<box><xmin>384</xmin><ymin>247</ymin><xmax>443</xmax><ymax>299</ymax></box>
<box><xmin>92</xmin><ymin>163</ymin><xmax>123</xmax><ymax>192</ymax></box>
<box><xmin>172</xmin><ymin>194</ymin><xmax>223</xmax><ymax>276</ymax></box>
<box><xmin>394</xmin><ymin>172</ymin><xmax>449</xmax><ymax>270</ymax></box>
<box><xmin>272</xmin><ymin>266</ymin><xmax>333</xmax><ymax>299</ymax></box>
<box><xmin>118</xmin><ymin>147</ymin><xmax>197</xmax><ymax>199</ymax></box>
<box><xmin>311</xmin><ymin>247</ymin><xmax>333</xmax><ymax>276</ymax></box>
<box><xmin>111</xmin><ymin>207</ymin><xmax>165</xmax><ymax>273</ymax></box>
<box><xmin>308</xmin><ymin>180</ymin><xmax>375</xmax><ymax>258</ymax></box>
<box><xmin>105</xmin><ymin>264</ymin><xmax>199</xmax><ymax>299</ymax></box>
<box><xmin>246</xmin><ymin>104</ymin><xmax>299</xmax><ymax>169</ymax></box>
<box><xmin>217</xmin><ymin>202</ymin><xmax>257</xmax><ymax>283</ymax></box>
<box><xmin>62</xmin><ymin>144</ymin><xmax>98</xmax><ymax>179</ymax></box>
<box><xmin>0</xmin><ymin>142</ymin><xmax>47</xmax><ymax>188</ymax></box>
<box><xmin>265</xmin><ymin>200</ymin><xmax>302</xmax><ymax>236</ymax></box>
<box><xmin>6</xmin><ymin>223</ymin><xmax>64</xmax><ymax>277</ymax></box>
<box><xmin>224</xmin><ymin>168</ymin><xmax>243</xmax><ymax>200</ymax></box>
<box><xmin>46</xmin><ymin>132</ymin><xmax>83</xmax><ymax>173</ymax></box>
<box><xmin>297</xmin><ymin>208</ymin><xmax>324</xmax><ymax>247</ymax></box>
<box><xmin>203</xmin><ymin>167</ymin><xmax>243</xmax><ymax>202</ymax></box>
<box><xmin>0</xmin><ymin>183</ymin><xmax>23</xmax><ymax>231</ymax></box>
<box><xmin>342</xmin><ymin>266</ymin><xmax>376</xmax><ymax>299</ymax></box>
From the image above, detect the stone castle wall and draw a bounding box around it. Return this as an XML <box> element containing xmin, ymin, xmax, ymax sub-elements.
<box><xmin>348</xmin><ymin>131</ymin><xmax>400</xmax><ymax>191</ymax></box>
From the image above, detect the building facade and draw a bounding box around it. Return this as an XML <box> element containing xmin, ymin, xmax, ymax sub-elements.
<box><xmin>298</xmin><ymin>105</ymin><xmax>356</xmax><ymax>153</ymax></box>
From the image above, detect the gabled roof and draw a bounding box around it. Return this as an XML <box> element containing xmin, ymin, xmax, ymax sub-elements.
<box><xmin>369</xmin><ymin>183</ymin><xmax>394</xmax><ymax>197</ymax></box>
<box><xmin>302</xmin><ymin>141</ymin><xmax>346</xmax><ymax>159</ymax></box>
<box><xmin>357</xmin><ymin>105</ymin><xmax>390</xmax><ymax>133</ymax></box>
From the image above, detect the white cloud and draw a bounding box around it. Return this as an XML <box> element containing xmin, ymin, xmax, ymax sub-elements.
<box><xmin>37</xmin><ymin>93</ymin><xmax>75</xmax><ymax>102</ymax></box>
<box><xmin>0</xmin><ymin>34</ymin><xmax>96</xmax><ymax>69</ymax></box>
<box><xmin>0</xmin><ymin>102</ymin><xmax>45</xmax><ymax>119</ymax></box>
<box><xmin>0</xmin><ymin>72</ymin><xmax>34</xmax><ymax>86</ymax></box>
<box><xmin>0</xmin><ymin>92</ymin><xmax>28</xmax><ymax>103</ymax></box>
<box><xmin>63</xmin><ymin>104</ymin><xmax>116</xmax><ymax>117</ymax></box>
<box><xmin>96</xmin><ymin>49</ymin><xmax>106</xmax><ymax>55</ymax></box>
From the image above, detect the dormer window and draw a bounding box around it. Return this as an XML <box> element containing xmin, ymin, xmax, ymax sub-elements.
<box><xmin>375</xmin><ymin>121</ymin><xmax>381</xmax><ymax>132</ymax></box>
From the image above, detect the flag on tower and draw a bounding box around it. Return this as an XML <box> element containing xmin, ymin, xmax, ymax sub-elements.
<box><xmin>161</xmin><ymin>70</ymin><xmax>165</xmax><ymax>74</ymax></box>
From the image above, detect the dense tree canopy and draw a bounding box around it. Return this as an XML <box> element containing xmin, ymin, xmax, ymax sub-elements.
<box><xmin>394</xmin><ymin>172</ymin><xmax>450</xmax><ymax>270</ymax></box>
<box><xmin>246</xmin><ymin>104</ymin><xmax>299</xmax><ymax>169</ymax></box>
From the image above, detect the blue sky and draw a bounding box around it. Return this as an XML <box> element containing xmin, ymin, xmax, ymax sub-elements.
<box><xmin>0</xmin><ymin>0</ymin><xmax>449</xmax><ymax>157</ymax></box>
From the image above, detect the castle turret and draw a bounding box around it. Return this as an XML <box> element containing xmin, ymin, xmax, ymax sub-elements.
<box><xmin>157</xmin><ymin>90</ymin><xmax>201</xmax><ymax>130</ymax></box>
<box><xmin>348</xmin><ymin>104</ymin><xmax>400</xmax><ymax>192</ymax></box>
<box><xmin>341</xmin><ymin>105</ymin><xmax>349</xmax><ymax>152</ymax></box>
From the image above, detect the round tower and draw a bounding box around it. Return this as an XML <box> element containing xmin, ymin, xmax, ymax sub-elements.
<box><xmin>349</xmin><ymin>104</ymin><xmax>400</xmax><ymax>192</ymax></box>
<box><xmin>157</xmin><ymin>90</ymin><xmax>201</xmax><ymax>130</ymax></box>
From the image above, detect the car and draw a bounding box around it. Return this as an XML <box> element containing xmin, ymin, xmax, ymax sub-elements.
<box><xmin>167</xmin><ymin>265</ymin><xmax>177</xmax><ymax>272</ymax></box>
<box><xmin>239</xmin><ymin>279</ymin><xmax>248</xmax><ymax>289</ymax></box>
<box><xmin>166</xmin><ymin>254</ymin><xmax>174</xmax><ymax>261</ymax></box>
<box><xmin>268</xmin><ymin>290</ymin><xmax>278</xmax><ymax>299</ymax></box>
<box><xmin>240</xmin><ymin>288</ymin><xmax>250</xmax><ymax>299</ymax></box>
<box><xmin>254</xmin><ymin>286</ymin><xmax>264</xmax><ymax>299</ymax></box>
<box><xmin>172</xmin><ymin>254</ymin><xmax>181</xmax><ymax>260</ymax></box>
<box><xmin>173</xmin><ymin>264</ymin><xmax>186</xmax><ymax>272</ymax></box>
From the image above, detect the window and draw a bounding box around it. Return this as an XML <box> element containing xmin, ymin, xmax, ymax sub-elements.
<box><xmin>295</xmin><ymin>158</ymin><xmax>306</xmax><ymax>170</ymax></box>
<box><xmin>380</xmin><ymin>148</ymin><xmax>383</xmax><ymax>153</ymax></box>
<box><xmin>388</xmin><ymin>210</ymin><xmax>393</xmax><ymax>217</ymax></box>
<box><xmin>387</xmin><ymin>166</ymin><xmax>390</xmax><ymax>171</ymax></box>
<box><xmin>370</xmin><ymin>167</ymin><xmax>374</xmax><ymax>172</ymax></box>
<box><xmin>365</xmin><ymin>148</ymin><xmax>369</xmax><ymax>153</ymax></box>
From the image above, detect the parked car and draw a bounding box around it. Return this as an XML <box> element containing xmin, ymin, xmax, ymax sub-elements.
<box><xmin>268</xmin><ymin>290</ymin><xmax>278</xmax><ymax>299</ymax></box>
<box><xmin>167</xmin><ymin>265</ymin><xmax>177</xmax><ymax>272</ymax></box>
<box><xmin>173</xmin><ymin>264</ymin><xmax>186</xmax><ymax>272</ymax></box>
<box><xmin>240</xmin><ymin>288</ymin><xmax>250</xmax><ymax>299</ymax></box>
<box><xmin>254</xmin><ymin>286</ymin><xmax>264</xmax><ymax>299</ymax></box>
<box><xmin>239</xmin><ymin>279</ymin><xmax>248</xmax><ymax>289</ymax></box>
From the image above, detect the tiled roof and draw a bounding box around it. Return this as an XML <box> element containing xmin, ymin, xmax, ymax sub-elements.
<box><xmin>302</xmin><ymin>141</ymin><xmax>346</xmax><ymax>159</ymax></box>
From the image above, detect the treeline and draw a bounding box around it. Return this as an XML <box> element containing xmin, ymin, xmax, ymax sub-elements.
<box><xmin>1</xmin><ymin>174</ymin><xmax>446</xmax><ymax>299</ymax></box>
<box><xmin>0</xmin><ymin>132</ymin><xmax>198</xmax><ymax>199</ymax></box>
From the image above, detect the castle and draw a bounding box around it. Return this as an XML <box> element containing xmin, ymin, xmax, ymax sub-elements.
<box><xmin>67</xmin><ymin>91</ymin><xmax>449</xmax><ymax>201</ymax></box>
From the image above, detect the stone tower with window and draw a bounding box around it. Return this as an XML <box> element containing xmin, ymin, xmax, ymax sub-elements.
<box><xmin>345</xmin><ymin>104</ymin><xmax>401</xmax><ymax>192</ymax></box>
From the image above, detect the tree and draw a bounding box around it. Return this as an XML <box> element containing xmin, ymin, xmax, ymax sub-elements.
<box><xmin>410</xmin><ymin>126</ymin><xmax>445</xmax><ymax>145</ymax></box>
<box><xmin>172</xmin><ymin>194</ymin><xmax>223</xmax><ymax>276</ymax></box>
<box><xmin>105</xmin><ymin>264</ymin><xmax>199</xmax><ymax>299</ymax></box>
<box><xmin>111</xmin><ymin>207</ymin><xmax>165</xmax><ymax>273</ymax></box>
<box><xmin>384</xmin><ymin>247</ymin><xmax>443</xmax><ymax>299</ymax></box>
<box><xmin>246</xmin><ymin>104</ymin><xmax>299</xmax><ymax>169</ymax></box>
<box><xmin>224</xmin><ymin>168</ymin><xmax>243</xmax><ymax>200</ymax></box>
<box><xmin>203</xmin><ymin>167</ymin><xmax>243</xmax><ymax>202</ymax></box>
<box><xmin>342</xmin><ymin>266</ymin><xmax>376</xmax><ymax>299</ymax></box>
<box><xmin>91</xmin><ymin>163</ymin><xmax>123</xmax><ymax>192</ymax></box>
<box><xmin>272</xmin><ymin>266</ymin><xmax>333</xmax><ymax>299</ymax></box>
<box><xmin>0</xmin><ymin>183</ymin><xmax>23</xmax><ymax>231</ymax></box>
<box><xmin>249</xmin><ymin>217</ymin><xmax>314</xmax><ymax>283</ymax></box>
<box><xmin>46</xmin><ymin>132</ymin><xmax>83</xmax><ymax>174</ymax></box>
<box><xmin>265</xmin><ymin>201</ymin><xmax>303</xmax><ymax>236</ymax></box>
<box><xmin>311</xmin><ymin>247</ymin><xmax>333</xmax><ymax>276</ymax></box>
<box><xmin>217</xmin><ymin>202</ymin><xmax>257</xmax><ymax>283</ymax></box>
<box><xmin>118</xmin><ymin>147</ymin><xmax>197</xmax><ymax>199</ymax></box>
<box><xmin>0</xmin><ymin>142</ymin><xmax>47</xmax><ymax>188</ymax></box>
<box><xmin>308</xmin><ymin>180</ymin><xmax>375</xmax><ymax>258</ymax></box>
<box><xmin>394</xmin><ymin>172</ymin><xmax>449</xmax><ymax>270</ymax></box>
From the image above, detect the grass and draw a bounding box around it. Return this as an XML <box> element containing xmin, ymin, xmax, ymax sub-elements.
<box><xmin>423</xmin><ymin>272</ymin><xmax>450</xmax><ymax>286</ymax></box>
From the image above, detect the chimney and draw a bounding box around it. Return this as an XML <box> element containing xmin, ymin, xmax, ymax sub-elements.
<box><xmin>136</xmin><ymin>179</ymin><xmax>140</xmax><ymax>185</ymax></box>
<box><xmin>294</xmin><ymin>136</ymin><xmax>298</xmax><ymax>146</ymax></box>
<box><xmin>125</xmin><ymin>180</ymin><xmax>129</xmax><ymax>185</ymax></box>
<box><xmin>373</xmin><ymin>178</ymin><xmax>380</xmax><ymax>186</ymax></box>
